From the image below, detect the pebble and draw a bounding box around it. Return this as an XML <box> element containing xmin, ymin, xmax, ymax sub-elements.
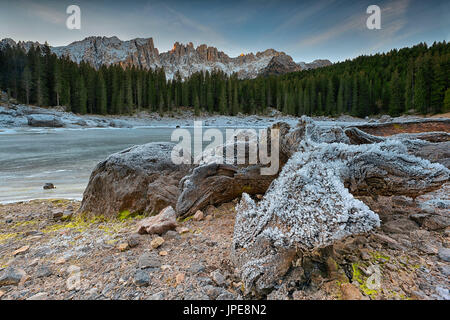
<box><xmin>134</xmin><ymin>269</ymin><xmax>150</xmax><ymax>287</ymax></box>
<box><xmin>151</xmin><ymin>237</ymin><xmax>165</xmax><ymax>249</ymax></box>
<box><xmin>175</xmin><ymin>273</ymin><xmax>185</xmax><ymax>285</ymax></box>
<box><xmin>0</xmin><ymin>267</ymin><xmax>25</xmax><ymax>286</ymax></box>
<box><xmin>178</xmin><ymin>227</ymin><xmax>189</xmax><ymax>234</ymax></box>
<box><xmin>193</xmin><ymin>210</ymin><xmax>204</xmax><ymax>221</ymax></box>
<box><xmin>340</xmin><ymin>283</ymin><xmax>363</xmax><ymax>300</ymax></box>
<box><xmin>438</xmin><ymin>247</ymin><xmax>450</xmax><ymax>262</ymax></box>
<box><xmin>127</xmin><ymin>234</ymin><xmax>140</xmax><ymax>248</ymax></box>
<box><xmin>216</xmin><ymin>291</ymin><xmax>235</xmax><ymax>300</ymax></box>
<box><xmin>36</xmin><ymin>265</ymin><xmax>53</xmax><ymax>278</ymax></box>
<box><xmin>210</xmin><ymin>270</ymin><xmax>226</xmax><ymax>286</ymax></box>
<box><xmin>189</xmin><ymin>263</ymin><xmax>205</xmax><ymax>274</ymax></box>
<box><xmin>26</xmin><ymin>292</ymin><xmax>48</xmax><ymax>300</ymax></box>
<box><xmin>13</xmin><ymin>245</ymin><xmax>30</xmax><ymax>256</ymax></box>
<box><xmin>148</xmin><ymin>291</ymin><xmax>165</xmax><ymax>300</ymax></box>
<box><xmin>118</xmin><ymin>243</ymin><xmax>129</xmax><ymax>252</ymax></box>
<box><xmin>138</xmin><ymin>253</ymin><xmax>161</xmax><ymax>269</ymax></box>
<box><xmin>55</xmin><ymin>257</ymin><xmax>66</xmax><ymax>265</ymax></box>
<box><xmin>159</xmin><ymin>251</ymin><xmax>168</xmax><ymax>256</ymax></box>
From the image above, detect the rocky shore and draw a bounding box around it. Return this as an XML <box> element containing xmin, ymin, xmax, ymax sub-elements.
<box><xmin>0</xmin><ymin>111</ymin><xmax>449</xmax><ymax>300</ymax></box>
<box><xmin>0</xmin><ymin>184</ymin><xmax>448</xmax><ymax>300</ymax></box>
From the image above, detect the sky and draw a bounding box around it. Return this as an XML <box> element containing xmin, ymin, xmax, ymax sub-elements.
<box><xmin>0</xmin><ymin>0</ymin><xmax>448</xmax><ymax>62</ymax></box>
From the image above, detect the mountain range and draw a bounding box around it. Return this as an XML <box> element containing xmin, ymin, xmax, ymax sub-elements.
<box><xmin>0</xmin><ymin>36</ymin><xmax>331</xmax><ymax>79</ymax></box>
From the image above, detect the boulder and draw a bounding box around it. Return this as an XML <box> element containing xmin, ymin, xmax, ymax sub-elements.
<box><xmin>80</xmin><ymin>142</ymin><xmax>192</xmax><ymax>218</ymax></box>
<box><xmin>27</xmin><ymin>114</ymin><xmax>65</xmax><ymax>127</ymax></box>
<box><xmin>136</xmin><ymin>206</ymin><xmax>177</xmax><ymax>235</ymax></box>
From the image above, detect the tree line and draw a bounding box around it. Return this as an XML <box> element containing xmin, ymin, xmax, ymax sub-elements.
<box><xmin>0</xmin><ymin>41</ymin><xmax>449</xmax><ymax>117</ymax></box>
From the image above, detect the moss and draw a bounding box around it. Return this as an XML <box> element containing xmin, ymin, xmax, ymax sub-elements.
<box><xmin>351</xmin><ymin>262</ymin><xmax>379</xmax><ymax>299</ymax></box>
<box><xmin>370</xmin><ymin>251</ymin><xmax>390</xmax><ymax>263</ymax></box>
<box><xmin>0</xmin><ymin>232</ymin><xmax>20</xmax><ymax>244</ymax></box>
<box><xmin>12</xmin><ymin>220</ymin><xmax>39</xmax><ymax>228</ymax></box>
<box><xmin>42</xmin><ymin>215</ymin><xmax>106</xmax><ymax>233</ymax></box>
<box><xmin>117</xmin><ymin>210</ymin><xmax>143</xmax><ymax>221</ymax></box>
<box><xmin>179</xmin><ymin>215</ymin><xmax>193</xmax><ymax>223</ymax></box>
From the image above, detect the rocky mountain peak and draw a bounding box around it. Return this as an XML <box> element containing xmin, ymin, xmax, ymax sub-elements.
<box><xmin>1</xmin><ymin>36</ymin><xmax>332</xmax><ymax>79</ymax></box>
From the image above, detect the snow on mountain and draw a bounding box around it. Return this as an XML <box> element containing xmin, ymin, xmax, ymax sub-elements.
<box><xmin>0</xmin><ymin>36</ymin><xmax>332</xmax><ymax>79</ymax></box>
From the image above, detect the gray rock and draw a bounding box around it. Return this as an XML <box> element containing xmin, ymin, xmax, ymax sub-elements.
<box><xmin>189</xmin><ymin>263</ymin><xmax>205</xmax><ymax>274</ymax></box>
<box><xmin>210</xmin><ymin>270</ymin><xmax>226</xmax><ymax>286</ymax></box>
<box><xmin>36</xmin><ymin>265</ymin><xmax>52</xmax><ymax>278</ymax></box>
<box><xmin>26</xmin><ymin>292</ymin><xmax>48</xmax><ymax>300</ymax></box>
<box><xmin>138</xmin><ymin>253</ymin><xmax>161</xmax><ymax>269</ymax></box>
<box><xmin>80</xmin><ymin>142</ymin><xmax>192</xmax><ymax>218</ymax></box>
<box><xmin>0</xmin><ymin>267</ymin><xmax>25</xmax><ymax>286</ymax></box>
<box><xmin>438</xmin><ymin>247</ymin><xmax>450</xmax><ymax>262</ymax></box>
<box><xmin>216</xmin><ymin>291</ymin><xmax>235</xmax><ymax>300</ymax></box>
<box><xmin>134</xmin><ymin>270</ymin><xmax>150</xmax><ymax>287</ymax></box>
<box><xmin>147</xmin><ymin>291</ymin><xmax>165</xmax><ymax>300</ymax></box>
<box><xmin>203</xmin><ymin>285</ymin><xmax>222</xmax><ymax>299</ymax></box>
<box><xmin>27</xmin><ymin>114</ymin><xmax>65</xmax><ymax>127</ymax></box>
<box><xmin>43</xmin><ymin>183</ymin><xmax>56</xmax><ymax>190</ymax></box>
<box><xmin>127</xmin><ymin>234</ymin><xmax>140</xmax><ymax>248</ymax></box>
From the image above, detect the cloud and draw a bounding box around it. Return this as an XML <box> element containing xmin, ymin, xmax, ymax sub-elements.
<box><xmin>25</xmin><ymin>1</ymin><xmax>66</xmax><ymax>25</ymax></box>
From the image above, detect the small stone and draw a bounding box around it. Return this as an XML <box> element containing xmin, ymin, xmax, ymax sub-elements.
<box><xmin>148</xmin><ymin>291</ymin><xmax>164</xmax><ymax>300</ymax></box>
<box><xmin>205</xmin><ymin>215</ymin><xmax>213</xmax><ymax>221</ymax></box>
<box><xmin>13</xmin><ymin>245</ymin><xmax>30</xmax><ymax>256</ymax></box>
<box><xmin>0</xmin><ymin>290</ymin><xmax>4</xmax><ymax>298</ymax></box>
<box><xmin>127</xmin><ymin>234</ymin><xmax>140</xmax><ymax>248</ymax></box>
<box><xmin>175</xmin><ymin>273</ymin><xmax>185</xmax><ymax>285</ymax></box>
<box><xmin>216</xmin><ymin>291</ymin><xmax>235</xmax><ymax>300</ymax></box>
<box><xmin>52</xmin><ymin>210</ymin><xmax>63</xmax><ymax>220</ymax></box>
<box><xmin>28</xmin><ymin>258</ymin><xmax>39</xmax><ymax>267</ymax></box>
<box><xmin>138</xmin><ymin>253</ymin><xmax>161</xmax><ymax>269</ymax></box>
<box><xmin>340</xmin><ymin>283</ymin><xmax>363</xmax><ymax>300</ymax></box>
<box><xmin>359</xmin><ymin>249</ymin><xmax>371</xmax><ymax>261</ymax></box>
<box><xmin>136</xmin><ymin>206</ymin><xmax>177</xmax><ymax>235</ymax></box>
<box><xmin>210</xmin><ymin>270</ymin><xmax>226</xmax><ymax>286</ymax></box>
<box><xmin>151</xmin><ymin>236</ymin><xmax>165</xmax><ymax>249</ymax></box>
<box><xmin>36</xmin><ymin>265</ymin><xmax>52</xmax><ymax>278</ymax></box>
<box><xmin>43</xmin><ymin>183</ymin><xmax>55</xmax><ymax>190</ymax></box>
<box><xmin>203</xmin><ymin>285</ymin><xmax>222</xmax><ymax>299</ymax></box>
<box><xmin>189</xmin><ymin>263</ymin><xmax>205</xmax><ymax>274</ymax></box>
<box><xmin>256</xmin><ymin>194</ymin><xmax>263</xmax><ymax>200</ymax></box>
<box><xmin>0</xmin><ymin>267</ymin><xmax>25</xmax><ymax>286</ymax></box>
<box><xmin>159</xmin><ymin>251</ymin><xmax>168</xmax><ymax>256</ymax></box>
<box><xmin>161</xmin><ymin>265</ymin><xmax>171</xmax><ymax>271</ymax></box>
<box><xmin>134</xmin><ymin>269</ymin><xmax>150</xmax><ymax>287</ymax></box>
<box><xmin>178</xmin><ymin>227</ymin><xmax>189</xmax><ymax>234</ymax></box>
<box><xmin>26</xmin><ymin>292</ymin><xmax>48</xmax><ymax>300</ymax></box>
<box><xmin>118</xmin><ymin>243</ymin><xmax>129</xmax><ymax>252</ymax></box>
<box><xmin>438</xmin><ymin>247</ymin><xmax>450</xmax><ymax>262</ymax></box>
<box><xmin>55</xmin><ymin>257</ymin><xmax>65</xmax><ymax>265</ymax></box>
<box><xmin>193</xmin><ymin>210</ymin><xmax>204</xmax><ymax>221</ymax></box>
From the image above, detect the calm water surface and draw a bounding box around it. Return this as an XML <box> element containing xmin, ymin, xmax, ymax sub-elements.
<box><xmin>0</xmin><ymin>127</ymin><xmax>177</xmax><ymax>203</ymax></box>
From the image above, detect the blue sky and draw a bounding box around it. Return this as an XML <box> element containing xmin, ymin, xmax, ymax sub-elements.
<box><xmin>0</xmin><ymin>0</ymin><xmax>448</xmax><ymax>62</ymax></box>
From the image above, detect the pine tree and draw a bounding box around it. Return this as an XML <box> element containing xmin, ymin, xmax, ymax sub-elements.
<box><xmin>22</xmin><ymin>66</ymin><xmax>32</xmax><ymax>105</ymax></box>
<box><xmin>96</xmin><ymin>71</ymin><xmax>107</xmax><ymax>115</ymax></box>
<box><xmin>443</xmin><ymin>88</ymin><xmax>450</xmax><ymax>113</ymax></box>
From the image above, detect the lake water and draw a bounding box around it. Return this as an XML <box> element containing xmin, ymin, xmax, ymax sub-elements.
<box><xmin>0</xmin><ymin>127</ymin><xmax>178</xmax><ymax>203</ymax></box>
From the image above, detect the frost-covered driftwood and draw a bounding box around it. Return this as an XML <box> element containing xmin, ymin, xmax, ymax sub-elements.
<box><xmin>232</xmin><ymin>119</ymin><xmax>449</xmax><ymax>296</ymax></box>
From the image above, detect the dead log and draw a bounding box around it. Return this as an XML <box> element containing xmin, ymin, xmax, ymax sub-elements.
<box><xmin>232</xmin><ymin>125</ymin><xmax>449</xmax><ymax>297</ymax></box>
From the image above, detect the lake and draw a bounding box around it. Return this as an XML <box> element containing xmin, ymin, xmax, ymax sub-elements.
<box><xmin>0</xmin><ymin>127</ymin><xmax>178</xmax><ymax>203</ymax></box>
